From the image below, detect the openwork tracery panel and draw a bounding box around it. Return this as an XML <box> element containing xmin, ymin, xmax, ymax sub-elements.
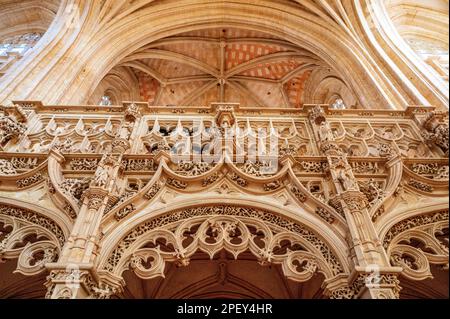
<box><xmin>0</xmin><ymin>204</ymin><xmax>64</xmax><ymax>276</ymax></box>
<box><xmin>384</xmin><ymin>210</ymin><xmax>449</xmax><ymax>281</ymax></box>
<box><xmin>102</xmin><ymin>205</ymin><xmax>344</xmax><ymax>282</ymax></box>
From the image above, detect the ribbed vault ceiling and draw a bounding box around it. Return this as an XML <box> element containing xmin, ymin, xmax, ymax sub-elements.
<box><xmin>91</xmin><ymin>27</ymin><xmax>356</xmax><ymax>108</ymax></box>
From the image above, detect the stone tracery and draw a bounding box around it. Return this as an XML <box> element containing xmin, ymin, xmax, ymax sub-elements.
<box><xmin>0</xmin><ymin>0</ymin><xmax>448</xmax><ymax>300</ymax></box>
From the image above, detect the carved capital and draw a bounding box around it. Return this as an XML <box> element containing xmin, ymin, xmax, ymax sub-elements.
<box><xmin>45</xmin><ymin>267</ymin><xmax>122</xmax><ymax>299</ymax></box>
<box><xmin>340</xmin><ymin>192</ymin><xmax>368</xmax><ymax>212</ymax></box>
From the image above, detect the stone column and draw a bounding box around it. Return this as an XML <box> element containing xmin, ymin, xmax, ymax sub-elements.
<box><xmin>308</xmin><ymin>105</ymin><xmax>401</xmax><ymax>299</ymax></box>
<box><xmin>45</xmin><ymin>153</ymin><xmax>125</xmax><ymax>299</ymax></box>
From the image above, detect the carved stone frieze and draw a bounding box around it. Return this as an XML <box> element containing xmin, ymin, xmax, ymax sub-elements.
<box><xmin>299</xmin><ymin>161</ymin><xmax>328</xmax><ymax>173</ymax></box>
<box><xmin>229</xmin><ymin>173</ymin><xmax>248</xmax><ymax>187</ymax></box>
<box><xmin>115</xmin><ymin>203</ymin><xmax>136</xmax><ymax>220</ymax></box>
<box><xmin>290</xmin><ymin>185</ymin><xmax>307</xmax><ymax>202</ymax></box>
<box><xmin>315</xmin><ymin>207</ymin><xmax>335</xmax><ymax>223</ymax></box>
<box><xmin>166</xmin><ymin>178</ymin><xmax>187</xmax><ymax>189</ymax></box>
<box><xmin>411</xmin><ymin>163</ymin><xmax>449</xmax><ymax>180</ymax></box>
<box><xmin>16</xmin><ymin>172</ymin><xmax>44</xmax><ymax>188</ymax></box>
<box><xmin>144</xmin><ymin>182</ymin><xmax>162</xmax><ymax>200</ymax></box>
<box><xmin>0</xmin><ymin>98</ymin><xmax>448</xmax><ymax>299</ymax></box>
<box><xmin>176</xmin><ymin>160</ymin><xmax>212</xmax><ymax>176</ymax></box>
<box><xmin>407</xmin><ymin>179</ymin><xmax>433</xmax><ymax>193</ymax></box>
<box><xmin>202</xmin><ymin>173</ymin><xmax>221</xmax><ymax>187</ymax></box>
<box><xmin>70</xmin><ymin>158</ymin><xmax>99</xmax><ymax>171</ymax></box>
<box><xmin>0</xmin><ymin>159</ymin><xmax>16</xmax><ymax>175</ymax></box>
<box><xmin>263</xmin><ymin>180</ymin><xmax>282</xmax><ymax>191</ymax></box>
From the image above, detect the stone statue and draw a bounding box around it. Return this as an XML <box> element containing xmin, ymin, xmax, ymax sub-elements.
<box><xmin>92</xmin><ymin>155</ymin><xmax>115</xmax><ymax>188</ymax></box>
<box><xmin>93</xmin><ymin>165</ymin><xmax>109</xmax><ymax>187</ymax></box>
<box><xmin>336</xmin><ymin>168</ymin><xmax>357</xmax><ymax>191</ymax></box>
<box><xmin>319</xmin><ymin>121</ymin><xmax>334</xmax><ymax>142</ymax></box>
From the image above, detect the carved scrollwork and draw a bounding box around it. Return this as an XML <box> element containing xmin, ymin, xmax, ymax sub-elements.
<box><xmin>0</xmin><ymin>159</ymin><xmax>17</xmax><ymax>175</ymax></box>
<box><xmin>52</xmin><ymin>138</ymin><xmax>75</xmax><ymax>153</ymax></box>
<box><xmin>144</xmin><ymin>181</ymin><xmax>162</xmax><ymax>200</ymax></box>
<box><xmin>290</xmin><ymin>185</ymin><xmax>307</xmax><ymax>202</ymax></box>
<box><xmin>263</xmin><ymin>180</ymin><xmax>282</xmax><ymax>191</ymax></box>
<box><xmin>202</xmin><ymin>173</ymin><xmax>221</xmax><ymax>187</ymax></box>
<box><xmin>176</xmin><ymin>160</ymin><xmax>212</xmax><ymax>176</ymax></box>
<box><xmin>166</xmin><ymin>178</ymin><xmax>187</xmax><ymax>189</ymax></box>
<box><xmin>329</xmin><ymin>286</ymin><xmax>355</xmax><ymax>299</ymax></box>
<box><xmin>10</xmin><ymin>157</ymin><xmax>40</xmax><ymax>170</ymax></box>
<box><xmin>377</xmin><ymin>143</ymin><xmax>397</xmax><ymax>159</ymax></box>
<box><xmin>358</xmin><ymin>179</ymin><xmax>385</xmax><ymax>207</ymax></box>
<box><xmin>329</xmin><ymin>273</ymin><xmax>401</xmax><ymax>299</ymax></box>
<box><xmin>350</xmin><ymin>161</ymin><xmax>380</xmax><ymax>174</ymax></box>
<box><xmin>229</xmin><ymin>173</ymin><xmax>248</xmax><ymax>187</ymax></box>
<box><xmin>0</xmin><ymin>204</ymin><xmax>65</xmax><ymax>246</ymax></box>
<box><xmin>123</xmin><ymin>159</ymin><xmax>155</xmax><ymax>171</ymax></box>
<box><xmin>340</xmin><ymin>193</ymin><xmax>368</xmax><ymax>212</ymax></box>
<box><xmin>239</xmin><ymin>160</ymin><xmax>274</xmax><ymax>177</ymax></box>
<box><xmin>299</xmin><ymin>161</ymin><xmax>328</xmax><ymax>173</ymax></box>
<box><xmin>115</xmin><ymin>203</ymin><xmax>136</xmax><ymax>220</ymax></box>
<box><xmin>16</xmin><ymin>172</ymin><xmax>44</xmax><ymax>188</ymax></box>
<box><xmin>279</xmin><ymin>143</ymin><xmax>298</xmax><ymax>156</ymax></box>
<box><xmin>328</xmin><ymin>197</ymin><xmax>345</xmax><ymax>219</ymax></box>
<box><xmin>411</xmin><ymin>163</ymin><xmax>449</xmax><ymax>180</ymax></box>
<box><xmin>70</xmin><ymin>158</ymin><xmax>99</xmax><ymax>171</ymax></box>
<box><xmin>315</xmin><ymin>208</ymin><xmax>335</xmax><ymax>223</ymax></box>
<box><xmin>407</xmin><ymin>179</ymin><xmax>433</xmax><ymax>193</ymax></box>
<box><xmin>59</xmin><ymin>178</ymin><xmax>91</xmax><ymax>205</ymax></box>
